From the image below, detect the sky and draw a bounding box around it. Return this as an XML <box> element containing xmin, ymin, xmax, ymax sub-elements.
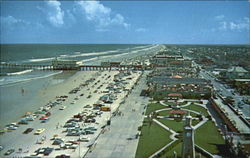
<box><xmin>0</xmin><ymin>0</ymin><xmax>249</xmax><ymax>44</ymax></box>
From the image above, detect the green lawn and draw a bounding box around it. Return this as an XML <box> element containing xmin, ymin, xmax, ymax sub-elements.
<box><xmin>159</xmin><ymin>119</ymin><xmax>185</xmax><ymax>132</ymax></box>
<box><xmin>192</xmin><ymin>120</ymin><xmax>200</xmax><ymax>126</ymax></box>
<box><xmin>158</xmin><ymin>119</ymin><xmax>201</xmax><ymax>133</ymax></box>
<box><xmin>182</xmin><ymin>104</ymin><xmax>209</xmax><ymax>117</ymax></box>
<box><xmin>145</xmin><ymin>103</ymin><xmax>166</xmax><ymax>115</ymax></box>
<box><xmin>157</xmin><ymin>109</ymin><xmax>171</xmax><ymax>116</ymax></box>
<box><xmin>135</xmin><ymin>118</ymin><xmax>172</xmax><ymax>158</ymax></box>
<box><xmin>160</xmin><ymin>142</ymin><xmax>182</xmax><ymax>158</ymax></box>
<box><xmin>195</xmin><ymin>121</ymin><xmax>225</xmax><ymax>154</ymax></box>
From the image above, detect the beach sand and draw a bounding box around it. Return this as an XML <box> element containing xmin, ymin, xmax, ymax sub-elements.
<box><xmin>0</xmin><ymin>70</ymin><xmax>142</xmax><ymax>157</ymax></box>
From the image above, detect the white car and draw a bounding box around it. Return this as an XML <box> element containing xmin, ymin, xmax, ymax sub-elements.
<box><xmin>78</xmin><ymin>137</ymin><xmax>90</xmax><ymax>142</ymax></box>
<box><xmin>6</xmin><ymin>126</ymin><xmax>17</xmax><ymax>130</ymax></box>
<box><xmin>59</xmin><ymin>106</ymin><xmax>67</xmax><ymax>110</ymax></box>
<box><xmin>34</xmin><ymin>128</ymin><xmax>45</xmax><ymax>135</ymax></box>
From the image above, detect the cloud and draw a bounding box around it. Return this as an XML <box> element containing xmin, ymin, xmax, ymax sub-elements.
<box><xmin>76</xmin><ymin>1</ymin><xmax>129</xmax><ymax>31</ymax></box>
<box><xmin>215</xmin><ymin>16</ymin><xmax>249</xmax><ymax>32</ymax></box>
<box><xmin>0</xmin><ymin>15</ymin><xmax>30</xmax><ymax>31</ymax></box>
<box><xmin>0</xmin><ymin>15</ymin><xmax>29</xmax><ymax>26</ymax></box>
<box><xmin>215</xmin><ymin>15</ymin><xmax>225</xmax><ymax>20</ymax></box>
<box><xmin>135</xmin><ymin>28</ymin><xmax>147</xmax><ymax>32</ymax></box>
<box><xmin>46</xmin><ymin>0</ymin><xmax>64</xmax><ymax>27</ymax></box>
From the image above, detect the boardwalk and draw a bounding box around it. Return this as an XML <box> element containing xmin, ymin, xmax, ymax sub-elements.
<box><xmin>0</xmin><ymin>63</ymin><xmax>145</xmax><ymax>71</ymax></box>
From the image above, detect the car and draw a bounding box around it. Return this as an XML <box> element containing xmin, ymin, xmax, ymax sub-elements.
<box><xmin>23</xmin><ymin>128</ymin><xmax>34</xmax><ymax>134</ymax></box>
<box><xmin>19</xmin><ymin>119</ymin><xmax>29</xmax><ymax>124</ymax></box>
<box><xmin>59</xmin><ymin>106</ymin><xmax>67</xmax><ymax>110</ymax></box>
<box><xmin>4</xmin><ymin>149</ymin><xmax>15</xmax><ymax>155</ymax></box>
<box><xmin>68</xmin><ymin>144</ymin><xmax>78</xmax><ymax>149</ymax></box>
<box><xmin>0</xmin><ymin>145</ymin><xmax>3</xmax><ymax>151</ymax></box>
<box><xmin>40</xmin><ymin>116</ymin><xmax>48</xmax><ymax>120</ymax></box>
<box><xmin>34</xmin><ymin>128</ymin><xmax>45</xmax><ymax>135</ymax></box>
<box><xmin>84</xmin><ymin>105</ymin><xmax>92</xmax><ymax>108</ymax></box>
<box><xmin>41</xmin><ymin>118</ymin><xmax>50</xmax><ymax>123</ymax></box>
<box><xmin>44</xmin><ymin>147</ymin><xmax>53</xmax><ymax>156</ymax></box>
<box><xmin>55</xmin><ymin>154</ymin><xmax>70</xmax><ymax>158</ymax></box>
<box><xmin>84</xmin><ymin>127</ymin><xmax>97</xmax><ymax>131</ymax></box>
<box><xmin>84</xmin><ymin>130</ymin><xmax>95</xmax><ymax>135</ymax></box>
<box><xmin>66</xmin><ymin>131</ymin><xmax>81</xmax><ymax>136</ymax></box>
<box><xmin>78</xmin><ymin>137</ymin><xmax>90</xmax><ymax>142</ymax></box>
<box><xmin>6</xmin><ymin>125</ymin><xmax>18</xmax><ymax>130</ymax></box>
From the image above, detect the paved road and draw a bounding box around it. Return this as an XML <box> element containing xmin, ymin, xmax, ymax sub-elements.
<box><xmin>85</xmin><ymin>72</ymin><xmax>149</xmax><ymax>158</ymax></box>
<box><xmin>200</xmin><ymin>70</ymin><xmax>250</xmax><ymax>118</ymax></box>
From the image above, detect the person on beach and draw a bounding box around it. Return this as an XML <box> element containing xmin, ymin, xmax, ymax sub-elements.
<box><xmin>21</xmin><ymin>88</ymin><xmax>25</xmax><ymax>96</ymax></box>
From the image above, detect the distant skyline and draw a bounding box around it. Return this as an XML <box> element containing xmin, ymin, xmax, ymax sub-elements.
<box><xmin>0</xmin><ymin>1</ymin><xmax>249</xmax><ymax>44</ymax></box>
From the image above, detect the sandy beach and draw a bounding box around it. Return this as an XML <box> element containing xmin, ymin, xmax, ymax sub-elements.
<box><xmin>0</xmin><ymin>69</ymin><xmax>142</xmax><ymax>157</ymax></box>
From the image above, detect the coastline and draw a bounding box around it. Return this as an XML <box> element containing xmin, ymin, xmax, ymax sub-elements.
<box><xmin>0</xmin><ymin>71</ymin><xmax>76</xmax><ymax>128</ymax></box>
<box><xmin>0</xmin><ymin>69</ymin><xmax>142</xmax><ymax>157</ymax></box>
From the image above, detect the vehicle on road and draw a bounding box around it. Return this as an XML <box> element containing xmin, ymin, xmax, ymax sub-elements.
<box><xmin>34</xmin><ymin>128</ymin><xmax>45</xmax><ymax>135</ymax></box>
<box><xmin>23</xmin><ymin>128</ymin><xmax>34</xmax><ymax>134</ymax></box>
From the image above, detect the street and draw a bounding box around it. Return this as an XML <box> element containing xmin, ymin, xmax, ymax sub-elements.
<box><xmin>200</xmin><ymin>70</ymin><xmax>250</xmax><ymax>118</ymax></box>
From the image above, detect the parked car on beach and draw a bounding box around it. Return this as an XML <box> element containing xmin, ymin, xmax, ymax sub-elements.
<box><xmin>4</xmin><ymin>149</ymin><xmax>15</xmax><ymax>155</ymax></box>
<box><xmin>34</xmin><ymin>128</ymin><xmax>45</xmax><ymax>135</ymax></box>
<box><xmin>23</xmin><ymin>128</ymin><xmax>33</xmax><ymax>134</ymax></box>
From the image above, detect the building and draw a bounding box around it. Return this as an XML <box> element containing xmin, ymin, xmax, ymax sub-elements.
<box><xmin>52</xmin><ymin>58</ymin><xmax>79</xmax><ymax>70</ymax></box>
<box><xmin>147</xmin><ymin>77</ymin><xmax>212</xmax><ymax>99</ymax></box>
<box><xmin>150</xmin><ymin>54</ymin><xmax>192</xmax><ymax>68</ymax></box>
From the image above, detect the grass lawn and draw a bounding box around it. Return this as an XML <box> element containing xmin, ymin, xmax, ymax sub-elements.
<box><xmin>195</xmin><ymin>120</ymin><xmax>225</xmax><ymax>154</ymax></box>
<box><xmin>145</xmin><ymin>103</ymin><xmax>166</xmax><ymax>115</ymax></box>
<box><xmin>159</xmin><ymin>119</ymin><xmax>185</xmax><ymax>132</ymax></box>
<box><xmin>192</xmin><ymin>119</ymin><xmax>200</xmax><ymax>126</ymax></box>
<box><xmin>183</xmin><ymin>104</ymin><xmax>209</xmax><ymax>117</ymax></box>
<box><xmin>135</xmin><ymin>118</ymin><xmax>172</xmax><ymax>158</ymax></box>
<box><xmin>157</xmin><ymin>109</ymin><xmax>171</xmax><ymax>116</ymax></box>
<box><xmin>159</xmin><ymin>142</ymin><xmax>182</xmax><ymax>158</ymax></box>
<box><xmin>158</xmin><ymin>119</ymin><xmax>201</xmax><ymax>133</ymax></box>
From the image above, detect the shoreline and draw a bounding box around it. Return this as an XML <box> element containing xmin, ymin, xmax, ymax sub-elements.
<box><xmin>0</xmin><ymin>69</ymin><xmax>142</xmax><ymax>157</ymax></box>
<box><xmin>0</xmin><ymin>70</ymin><xmax>76</xmax><ymax>128</ymax></box>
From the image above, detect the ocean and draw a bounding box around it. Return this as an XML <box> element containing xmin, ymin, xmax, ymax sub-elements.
<box><xmin>0</xmin><ymin>44</ymin><xmax>163</xmax><ymax>128</ymax></box>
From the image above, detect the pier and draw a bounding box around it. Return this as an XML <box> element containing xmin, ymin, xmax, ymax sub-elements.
<box><xmin>0</xmin><ymin>63</ymin><xmax>144</xmax><ymax>71</ymax></box>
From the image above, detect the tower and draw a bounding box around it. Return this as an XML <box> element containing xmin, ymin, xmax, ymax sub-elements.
<box><xmin>181</xmin><ymin>114</ymin><xmax>195</xmax><ymax>158</ymax></box>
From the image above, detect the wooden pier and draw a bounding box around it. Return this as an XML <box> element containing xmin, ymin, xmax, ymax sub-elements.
<box><xmin>0</xmin><ymin>63</ymin><xmax>144</xmax><ymax>71</ymax></box>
